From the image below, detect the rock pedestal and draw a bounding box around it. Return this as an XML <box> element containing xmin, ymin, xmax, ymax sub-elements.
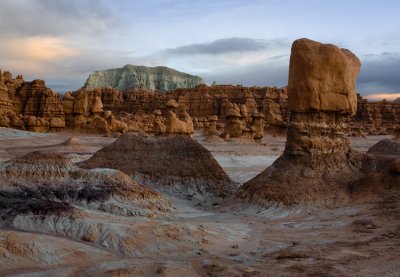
<box><xmin>236</xmin><ymin>38</ymin><xmax>362</xmax><ymax>206</ymax></box>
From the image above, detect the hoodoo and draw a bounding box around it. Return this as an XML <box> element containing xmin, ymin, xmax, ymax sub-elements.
<box><xmin>236</xmin><ymin>38</ymin><xmax>363</xmax><ymax>205</ymax></box>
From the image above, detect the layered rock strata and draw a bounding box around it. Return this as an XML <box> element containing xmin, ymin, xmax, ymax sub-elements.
<box><xmin>1</xmin><ymin>67</ymin><xmax>398</xmax><ymax>135</ymax></box>
<box><xmin>0</xmin><ymin>70</ymin><xmax>65</xmax><ymax>131</ymax></box>
<box><xmin>0</xmin><ymin>151</ymin><xmax>171</xmax><ymax>220</ymax></box>
<box><xmin>79</xmin><ymin>133</ymin><xmax>238</xmax><ymax>200</ymax></box>
<box><xmin>83</xmin><ymin>64</ymin><xmax>204</xmax><ymax>91</ymax></box>
<box><xmin>236</xmin><ymin>38</ymin><xmax>364</xmax><ymax>205</ymax></box>
<box><xmin>237</xmin><ymin>38</ymin><xmax>400</xmax><ymax>206</ymax></box>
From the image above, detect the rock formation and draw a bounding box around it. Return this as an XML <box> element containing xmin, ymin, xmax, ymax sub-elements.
<box><xmin>203</xmin><ymin>115</ymin><xmax>219</xmax><ymax>136</ymax></box>
<box><xmin>219</xmin><ymin>101</ymin><xmax>266</xmax><ymax>142</ymax></box>
<box><xmin>352</xmin><ymin>95</ymin><xmax>400</xmax><ymax>135</ymax></box>
<box><xmin>221</xmin><ymin>103</ymin><xmax>244</xmax><ymax>139</ymax></box>
<box><xmin>83</xmin><ymin>64</ymin><xmax>204</xmax><ymax>92</ymax></box>
<box><xmin>0</xmin><ymin>151</ymin><xmax>171</xmax><ymax>220</ymax></box>
<box><xmin>251</xmin><ymin>112</ymin><xmax>265</xmax><ymax>141</ymax></box>
<box><xmin>152</xmin><ymin>110</ymin><xmax>166</xmax><ymax>135</ymax></box>
<box><xmin>62</xmin><ymin>90</ymin><xmax>128</xmax><ymax>135</ymax></box>
<box><xmin>236</xmin><ymin>38</ymin><xmax>400</xmax><ymax>206</ymax></box>
<box><xmin>79</xmin><ymin>133</ymin><xmax>238</xmax><ymax>200</ymax></box>
<box><xmin>0</xmin><ymin>67</ymin><xmax>398</xmax><ymax>135</ymax></box>
<box><xmin>164</xmin><ymin>99</ymin><xmax>193</xmax><ymax>136</ymax></box>
<box><xmin>236</xmin><ymin>38</ymin><xmax>363</xmax><ymax>205</ymax></box>
<box><xmin>367</xmin><ymin>138</ymin><xmax>400</xmax><ymax>156</ymax></box>
<box><xmin>0</xmin><ymin>70</ymin><xmax>65</xmax><ymax>131</ymax></box>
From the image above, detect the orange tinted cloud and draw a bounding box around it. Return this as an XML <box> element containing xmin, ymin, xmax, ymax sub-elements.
<box><xmin>2</xmin><ymin>36</ymin><xmax>79</xmax><ymax>61</ymax></box>
<box><xmin>365</xmin><ymin>93</ymin><xmax>400</xmax><ymax>101</ymax></box>
<box><xmin>0</xmin><ymin>35</ymin><xmax>80</xmax><ymax>76</ymax></box>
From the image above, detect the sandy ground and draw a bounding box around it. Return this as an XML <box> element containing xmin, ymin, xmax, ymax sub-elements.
<box><xmin>0</xmin><ymin>127</ymin><xmax>399</xmax><ymax>276</ymax></box>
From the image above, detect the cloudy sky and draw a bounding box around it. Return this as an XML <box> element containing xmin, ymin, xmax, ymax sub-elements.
<box><xmin>0</xmin><ymin>0</ymin><xmax>399</xmax><ymax>100</ymax></box>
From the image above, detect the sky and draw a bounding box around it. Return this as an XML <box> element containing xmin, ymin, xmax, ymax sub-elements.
<box><xmin>0</xmin><ymin>0</ymin><xmax>399</xmax><ymax>100</ymax></box>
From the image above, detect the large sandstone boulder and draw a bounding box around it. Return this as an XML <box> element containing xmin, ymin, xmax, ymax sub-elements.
<box><xmin>288</xmin><ymin>38</ymin><xmax>361</xmax><ymax>115</ymax></box>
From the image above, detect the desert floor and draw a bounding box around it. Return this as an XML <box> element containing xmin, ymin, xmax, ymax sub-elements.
<box><xmin>0</xmin><ymin>128</ymin><xmax>398</xmax><ymax>277</ymax></box>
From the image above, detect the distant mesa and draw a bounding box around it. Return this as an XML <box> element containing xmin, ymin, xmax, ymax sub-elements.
<box><xmin>83</xmin><ymin>64</ymin><xmax>204</xmax><ymax>92</ymax></box>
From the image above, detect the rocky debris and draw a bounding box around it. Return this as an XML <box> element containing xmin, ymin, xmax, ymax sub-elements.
<box><xmin>83</xmin><ymin>64</ymin><xmax>204</xmax><ymax>91</ymax></box>
<box><xmin>79</xmin><ymin>133</ymin><xmax>238</xmax><ymax>199</ymax></box>
<box><xmin>236</xmin><ymin>38</ymin><xmax>366</xmax><ymax>206</ymax></box>
<box><xmin>0</xmin><ymin>151</ymin><xmax>171</xmax><ymax>221</ymax></box>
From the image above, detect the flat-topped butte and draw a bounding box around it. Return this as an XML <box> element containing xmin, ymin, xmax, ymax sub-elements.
<box><xmin>83</xmin><ymin>64</ymin><xmax>204</xmax><ymax>92</ymax></box>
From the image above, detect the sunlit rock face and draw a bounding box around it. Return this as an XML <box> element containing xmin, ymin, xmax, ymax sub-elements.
<box><xmin>83</xmin><ymin>64</ymin><xmax>204</xmax><ymax>92</ymax></box>
<box><xmin>236</xmin><ymin>38</ymin><xmax>364</xmax><ymax>206</ymax></box>
<box><xmin>288</xmin><ymin>38</ymin><xmax>360</xmax><ymax>115</ymax></box>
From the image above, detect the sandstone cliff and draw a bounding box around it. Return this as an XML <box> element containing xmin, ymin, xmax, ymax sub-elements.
<box><xmin>0</xmin><ymin>69</ymin><xmax>65</xmax><ymax>131</ymax></box>
<box><xmin>83</xmin><ymin>64</ymin><xmax>204</xmax><ymax>92</ymax></box>
<box><xmin>0</xmin><ymin>67</ymin><xmax>398</xmax><ymax>136</ymax></box>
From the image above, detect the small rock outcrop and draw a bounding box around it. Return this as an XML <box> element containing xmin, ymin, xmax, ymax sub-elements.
<box><xmin>62</xmin><ymin>90</ymin><xmax>128</xmax><ymax>135</ymax></box>
<box><xmin>83</xmin><ymin>64</ymin><xmax>204</xmax><ymax>92</ymax></box>
<box><xmin>220</xmin><ymin>102</ymin><xmax>265</xmax><ymax>142</ymax></box>
<box><xmin>165</xmin><ymin>99</ymin><xmax>194</xmax><ymax>136</ymax></box>
<box><xmin>79</xmin><ymin>133</ymin><xmax>238</xmax><ymax>200</ymax></box>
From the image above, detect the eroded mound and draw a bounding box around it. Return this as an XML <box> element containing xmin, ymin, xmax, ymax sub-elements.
<box><xmin>0</xmin><ymin>151</ymin><xmax>171</xmax><ymax>221</ymax></box>
<box><xmin>367</xmin><ymin>138</ymin><xmax>400</xmax><ymax>156</ymax></box>
<box><xmin>79</xmin><ymin>133</ymin><xmax>238</xmax><ymax>199</ymax></box>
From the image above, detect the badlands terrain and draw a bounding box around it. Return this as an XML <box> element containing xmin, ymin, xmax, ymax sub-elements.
<box><xmin>0</xmin><ymin>38</ymin><xmax>399</xmax><ymax>277</ymax></box>
<box><xmin>0</xmin><ymin>128</ymin><xmax>399</xmax><ymax>277</ymax></box>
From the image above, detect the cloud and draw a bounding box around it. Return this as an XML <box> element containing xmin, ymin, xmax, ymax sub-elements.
<box><xmin>159</xmin><ymin>37</ymin><xmax>291</xmax><ymax>87</ymax></box>
<box><xmin>364</xmin><ymin>93</ymin><xmax>400</xmax><ymax>101</ymax></box>
<box><xmin>0</xmin><ymin>36</ymin><xmax>79</xmax><ymax>62</ymax></box>
<box><xmin>201</xmin><ymin>62</ymin><xmax>288</xmax><ymax>87</ymax></box>
<box><xmin>166</xmin><ymin>37</ymin><xmax>284</xmax><ymax>55</ymax></box>
<box><xmin>357</xmin><ymin>52</ymin><xmax>400</xmax><ymax>95</ymax></box>
<box><xmin>0</xmin><ymin>0</ymin><xmax>114</xmax><ymax>37</ymax></box>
